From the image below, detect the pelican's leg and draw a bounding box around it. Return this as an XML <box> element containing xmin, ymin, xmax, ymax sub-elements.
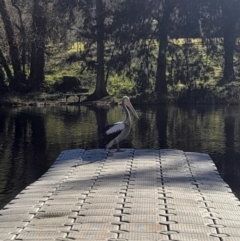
<box><xmin>116</xmin><ymin>144</ymin><xmax>125</xmax><ymax>152</ymax></box>
<box><xmin>116</xmin><ymin>142</ymin><xmax>120</xmax><ymax>152</ymax></box>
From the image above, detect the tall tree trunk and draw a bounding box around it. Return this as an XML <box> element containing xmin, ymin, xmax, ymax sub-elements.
<box><xmin>155</xmin><ymin>30</ymin><xmax>168</xmax><ymax>98</ymax></box>
<box><xmin>221</xmin><ymin>0</ymin><xmax>238</xmax><ymax>84</ymax></box>
<box><xmin>155</xmin><ymin>2</ymin><xmax>173</xmax><ymax>100</ymax></box>
<box><xmin>29</xmin><ymin>0</ymin><xmax>47</xmax><ymax>91</ymax></box>
<box><xmin>11</xmin><ymin>0</ymin><xmax>27</xmax><ymax>76</ymax></box>
<box><xmin>223</xmin><ymin>33</ymin><xmax>235</xmax><ymax>83</ymax></box>
<box><xmin>0</xmin><ymin>0</ymin><xmax>23</xmax><ymax>91</ymax></box>
<box><xmin>91</xmin><ymin>0</ymin><xmax>108</xmax><ymax>100</ymax></box>
<box><xmin>0</xmin><ymin>49</ymin><xmax>13</xmax><ymax>81</ymax></box>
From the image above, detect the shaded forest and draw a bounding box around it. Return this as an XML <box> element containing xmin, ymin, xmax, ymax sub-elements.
<box><xmin>0</xmin><ymin>0</ymin><xmax>240</xmax><ymax>103</ymax></box>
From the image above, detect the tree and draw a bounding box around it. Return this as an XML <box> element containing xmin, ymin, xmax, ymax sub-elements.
<box><xmin>11</xmin><ymin>0</ymin><xmax>28</xmax><ymax>76</ymax></box>
<box><xmin>29</xmin><ymin>0</ymin><xmax>47</xmax><ymax>91</ymax></box>
<box><xmin>154</xmin><ymin>0</ymin><xmax>175</xmax><ymax>99</ymax></box>
<box><xmin>49</xmin><ymin>0</ymin><xmax>80</xmax><ymax>46</ymax></box>
<box><xmin>91</xmin><ymin>0</ymin><xmax>108</xmax><ymax>99</ymax></box>
<box><xmin>220</xmin><ymin>0</ymin><xmax>240</xmax><ymax>83</ymax></box>
<box><xmin>199</xmin><ymin>0</ymin><xmax>240</xmax><ymax>84</ymax></box>
<box><xmin>0</xmin><ymin>0</ymin><xmax>25</xmax><ymax>91</ymax></box>
<box><xmin>111</xmin><ymin>0</ymin><xmax>154</xmax><ymax>93</ymax></box>
<box><xmin>0</xmin><ymin>48</ymin><xmax>13</xmax><ymax>82</ymax></box>
<box><xmin>73</xmin><ymin>0</ymin><xmax>110</xmax><ymax>100</ymax></box>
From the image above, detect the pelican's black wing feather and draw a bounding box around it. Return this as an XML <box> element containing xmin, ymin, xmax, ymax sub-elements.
<box><xmin>101</xmin><ymin>123</ymin><xmax>122</xmax><ymax>147</ymax></box>
<box><xmin>101</xmin><ymin>124</ymin><xmax>115</xmax><ymax>134</ymax></box>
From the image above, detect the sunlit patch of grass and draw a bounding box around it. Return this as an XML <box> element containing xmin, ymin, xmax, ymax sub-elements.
<box><xmin>45</xmin><ymin>54</ymin><xmax>82</xmax><ymax>83</ymax></box>
<box><xmin>172</xmin><ymin>82</ymin><xmax>187</xmax><ymax>91</ymax></box>
<box><xmin>68</xmin><ymin>42</ymin><xmax>85</xmax><ymax>53</ymax></box>
<box><xmin>108</xmin><ymin>74</ymin><xmax>135</xmax><ymax>96</ymax></box>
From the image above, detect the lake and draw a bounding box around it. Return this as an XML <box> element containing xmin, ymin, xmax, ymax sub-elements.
<box><xmin>0</xmin><ymin>103</ymin><xmax>240</xmax><ymax>208</ymax></box>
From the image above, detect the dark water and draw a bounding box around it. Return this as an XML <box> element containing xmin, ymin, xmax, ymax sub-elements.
<box><xmin>0</xmin><ymin>104</ymin><xmax>240</xmax><ymax>208</ymax></box>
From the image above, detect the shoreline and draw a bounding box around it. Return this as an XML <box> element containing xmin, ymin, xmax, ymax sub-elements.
<box><xmin>0</xmin><ymin>94</ymin><xmax>118</xmax><ymax>108</ymax></box>
<box><xmin>1</xmin><ymin>92</ymin><xmax>240</xmax><ymax>107</ymax></box>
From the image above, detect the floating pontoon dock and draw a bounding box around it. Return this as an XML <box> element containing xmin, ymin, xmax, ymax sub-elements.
<box><xmin>0</xmin><ymin>149</ymin><xmax>240</xmax><ymax>241</ymax></box>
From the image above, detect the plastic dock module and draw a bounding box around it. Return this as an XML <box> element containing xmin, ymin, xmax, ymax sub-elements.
<box><xmin>0</xmin><ymin>149</ymin><xmax>240</xmax><ymax>241</ymax></box>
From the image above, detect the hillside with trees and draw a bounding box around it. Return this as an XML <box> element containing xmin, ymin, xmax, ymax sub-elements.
<box><xmin>0</xmin><ymin>0</ymin><xmax>240</xmax><ymax>103</ymax></box>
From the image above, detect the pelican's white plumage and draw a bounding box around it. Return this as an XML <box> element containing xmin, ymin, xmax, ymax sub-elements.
<box><xmin>106</xmin><ymin>122</ymin><xmax>125</xmax><ymax>135</ymax></box>
<box><xmin>102</xmin><ymin>96</ymin><xmax>139</xmax><ymax>151</ymax></box>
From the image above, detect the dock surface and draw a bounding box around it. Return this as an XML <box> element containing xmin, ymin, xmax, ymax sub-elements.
<box><xmin>1</xmin><ymin>149</ymin><xmax>240</xmax><ymax>241</ymax></box>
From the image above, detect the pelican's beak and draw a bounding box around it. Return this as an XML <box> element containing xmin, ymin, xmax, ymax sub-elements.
<box><xmin>126</xmin><ymin>100</ymin><xmax>139</xmax><ymax>119</ymax></box>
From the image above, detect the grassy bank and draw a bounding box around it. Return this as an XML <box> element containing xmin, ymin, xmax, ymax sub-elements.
<box><xmin>1</xmin><ymin>39</ymin><xmax>240</xmax><ymax>106</ymax></box>
<box><xmin>2</xmin><ymin>81</ymin><xmax>240</xmax><ymax>107</ymax></box>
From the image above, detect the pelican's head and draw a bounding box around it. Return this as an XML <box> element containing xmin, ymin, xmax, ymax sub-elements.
<box><xmin>122</xmin><ymin>96</ymin><xmax>139</xmax><ymax>119</ymax></box>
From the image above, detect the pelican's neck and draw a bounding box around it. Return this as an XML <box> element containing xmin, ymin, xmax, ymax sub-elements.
<box><xmin>123</xmin><ymin>102</ymin><xmax>131</xmax><ymax>126</ymax></box>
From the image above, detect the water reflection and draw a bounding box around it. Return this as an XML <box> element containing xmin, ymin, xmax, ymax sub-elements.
<box><xmin>0</xmin><ymin>104</ymin><xmax>240</xmax><ymax>208</ymax></box>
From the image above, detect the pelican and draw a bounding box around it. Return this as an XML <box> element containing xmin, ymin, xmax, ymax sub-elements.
<box><xmin>102</xmin><ymin>96</ymin><xmax>139</xmax><ymax>151</ymax></box>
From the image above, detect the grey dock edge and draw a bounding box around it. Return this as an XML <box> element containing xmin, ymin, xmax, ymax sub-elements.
<box><xmin>0</xmin><ymin>149</ymin><xmax>240</xmax><ymax>241</ymax></box>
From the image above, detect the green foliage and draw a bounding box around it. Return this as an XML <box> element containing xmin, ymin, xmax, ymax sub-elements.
<box><xmin>40</xmin><ymin>36</ymin><xmax>240</xmax><ymax>103</ymax></box>
<box><xmin>107</xmin><ymin>74</ymin><xmax>135</xmax><ymax>96</ymax></box>
<box><xmin>44</xmin><ymin>50</ymin><xmax>95</xmax><ymax>92</ymax></box>
<box><xmin>168</xmin><ymin>81</ymin><xmax>240</xmax><ymax>104</ymax></box>
<box><xmin>167</xmin><ymin>39</ymin><xmax>222</xmax><ymax>87</ymax></box>
<box><xmin>215</xmin><ymin>82</ymin><xmax>240</xmax><ymax>104</ymax></box>
<box><xmin>1</xmin><ymin>0</ymin><xmax>240</xmax><ymax>102</ymax></box>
